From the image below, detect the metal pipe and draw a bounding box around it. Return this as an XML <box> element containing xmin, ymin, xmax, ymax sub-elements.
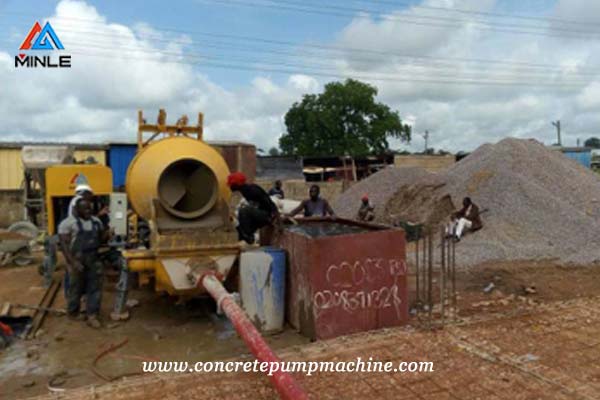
<box><xmin>201</xmin><ymin>274</ymin><xmax>308</xmax><ymax>400</ymax></box>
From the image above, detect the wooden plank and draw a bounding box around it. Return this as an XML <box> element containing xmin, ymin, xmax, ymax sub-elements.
<box><xmin>26</xmin><ymin>279</ymin><xmax>61</xmax><ymax>339</ymax></box>
<box><xmin>0</xmin><ymin>302</ymin><xmax>10</xmax><ymax>317</ymax></box>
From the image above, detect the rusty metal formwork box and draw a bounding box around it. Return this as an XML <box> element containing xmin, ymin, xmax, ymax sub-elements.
<box><xmin>274</xmin><ymin>218</ymin><xmax>408</xmax><ymax>340</ymax></box>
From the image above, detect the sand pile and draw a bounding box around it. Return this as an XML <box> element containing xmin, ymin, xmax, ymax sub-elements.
<box><xmin>333</xmin><ymin>138</ymin><xmax>600</xmax><ymax>266</ymax></box>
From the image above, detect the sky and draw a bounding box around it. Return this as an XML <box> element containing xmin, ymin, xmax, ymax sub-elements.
<box><xmin>1</xmin><ymin>0</ymin><xmax>600</xmax><ymax>153</ymax></box>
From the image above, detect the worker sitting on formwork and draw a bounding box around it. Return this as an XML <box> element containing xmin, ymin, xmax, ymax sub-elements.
<box><xmin>288</xmin><ymin>185</ymin><xmax>335</xmax><ymax>218</ymax></box>
<box><xmin>357</xmin><ymin>194</ymin><xmax>375</xmax><ymax>222</ymax></box>
<box><xmin>445</xmin><ymin>197</ymin><xmax>482</xmax><ymax>241</ymax></box>
<box><xmin>58</xmin><ymin>199</ymin><xmax>109</xmax><ymax>328</ymax></box>
<box><xmin>228</xmin><ymin>172</ymin><xmax>280</xmax><ymax>244</ymax></box>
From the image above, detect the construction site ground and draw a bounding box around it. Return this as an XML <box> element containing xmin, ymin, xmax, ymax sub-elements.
<box><xmin>1</xmin><ymin>259</ymin><xmax>600</xmax><ymax>399</ymax></box>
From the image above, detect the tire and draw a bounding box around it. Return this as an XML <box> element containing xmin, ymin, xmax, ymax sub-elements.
<box><xmin>8</xmin><ymin>221</ymin><xmax>39</xmax><ymax>240</ymax></box>
<box><xmin>8</xmin><ymin>221</ymin><xmax>37</xmax><ymax>267</ymax></box>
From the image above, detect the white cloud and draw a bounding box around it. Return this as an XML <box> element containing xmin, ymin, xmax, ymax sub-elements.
<box><xmin>1</xmin><ymin>0</ymin><xmax>320</xmax><ymax>150</ymax></box>
<box><xmin>5</xmin><ymin>0</ymin><xmax>600</xmax><ymax>154</ymax></box>
<box><xmin>327</xmin><ymin>0</ymin><xmax>600</xmax><ymax>151</ymax></box>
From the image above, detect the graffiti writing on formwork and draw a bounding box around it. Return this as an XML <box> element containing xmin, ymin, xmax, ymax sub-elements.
<box><xmin>312</xmin><ymin>257</ymin><xmax>407</xmax><ymax>320</ymax></box>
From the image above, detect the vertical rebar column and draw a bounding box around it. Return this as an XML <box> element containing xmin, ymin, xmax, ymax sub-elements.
<box><xmin>452</xmin><ymin>236</ymin><xmax>457</xmax><ymax>318</ymax></box>
<box><xmin>440</xmin><ymin>229</ymin><xmax>446</xmax><ymax>323</ymax></box>
<box><xmin>415</xmin><ymin>236</ymin><xmax>420</xmax><ymax>306</ymax></box>
<box><xmin>427</xmin><ymin>231</ymin><xmax>433</xmax><ymax>323</ymax></box>
<box><xmin>422</xmin><ymin>231</ymin><xmax>427</xmax><ymax>310</ymax></box>
<box><xmin>446</xmin><ymin>235</ymin><xmax>450</xmax><ymax>317</ymax></box>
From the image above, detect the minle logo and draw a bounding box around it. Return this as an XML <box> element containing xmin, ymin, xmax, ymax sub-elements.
<box><xmin>15</xmin><ymin>21</ymin><xmax>72</xmax><ymax>68</ymax></box>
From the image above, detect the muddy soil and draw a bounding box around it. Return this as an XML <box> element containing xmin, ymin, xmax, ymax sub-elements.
<box><xmin>0</xmin><ymin>262</ymin><xmax>309</xmax><ymax>399</ymax></box>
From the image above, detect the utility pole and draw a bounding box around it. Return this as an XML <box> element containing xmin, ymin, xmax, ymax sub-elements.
<box><xmin>421</xmin><ymin>130</ymin><xmax>429</xmax><ymax>152</ymax></box>
<box><xmin>552</xmin><ymin>120</ymin><xmax>561</xmax><ymax>146</ymax></box>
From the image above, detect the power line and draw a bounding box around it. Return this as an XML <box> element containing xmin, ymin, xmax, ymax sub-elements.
<box><xmin>5</xmin><ymin>40</ymin><xmax>589</xmax><ymax>89</ymax></box>
<box><xmin>69</xmin><ymin>44</ymin><xmax>595</xmax><ymax>84</ymax></box>
<box><xmin>45</xmin><ymin>36</ymin><xmax>600</xmax><ymax>82</ymax></box>
<box><xmin>2</xmin><ymin>32</ymin><xmax>595</xmax><ymax>84</ymax></box>
<box><xmin>272</xmin><ymin>0</ymin><xmax>600</xmax><ymax>35</ymax></box>
<box><xmin>350</xmin><ymin>0</ymin><xmax>600</xmax><ymax>28</ymax></box>
<box><xmin>201</xmin><ymin>0</ymin><xmax>600</xmax><ymax>39</ymax></box>
<box><xmin>3</xmin><ymin>15</ymin><xmax>599</xmax><ymax>74</ymax></box>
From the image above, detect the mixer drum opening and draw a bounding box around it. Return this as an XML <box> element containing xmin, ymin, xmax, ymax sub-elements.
<box><xmin>157</xmin><ymin>158</ymin><xmax>219</xmax><ymax>219</ymax></box>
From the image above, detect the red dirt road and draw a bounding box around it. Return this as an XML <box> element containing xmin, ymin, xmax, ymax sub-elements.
<box><xmin>29</xmin><ymin>295</ymin><xmax>600</xmax><ymax>400</ymax></box>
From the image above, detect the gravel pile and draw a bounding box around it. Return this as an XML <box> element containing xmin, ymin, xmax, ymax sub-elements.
<box><xmin>332</xmin><ymin>167</ymin><xmax>444</xmax><ymax>222</ymax></box>
<box><xmin>334</xmin><ymin>138</ymin><xmax>600</xmax><ymax>266</ymax></box>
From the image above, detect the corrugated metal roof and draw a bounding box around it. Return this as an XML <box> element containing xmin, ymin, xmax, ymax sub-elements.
<box><xmin>549</xmin><ymin>146</ymin><xmax>592</xmax><ymax>153</ymax></box>
<box><xmin>0</xmin><ymin>140</ymin><xmax>255</xmax><ymax>149</ymax></box>
<box><xmin>0</xmin><ymin>141</ymin><xmax>108</xmax><ymax>150</ymax></box>
<box><xmin>206</xmin><ymin>140</ymin><xmax>256</xmax><ymax>147</ymax></box>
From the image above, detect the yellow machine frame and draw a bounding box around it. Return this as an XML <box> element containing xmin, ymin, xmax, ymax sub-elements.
<box><xmin>123</xmin><ymin>110</ymin><xmax>240</xmax><ymax>297</ymax></box>
<box><xmin>45</xmin><ymin>164</ymin><xmax>112</xmax><ymax>234</ymax></box>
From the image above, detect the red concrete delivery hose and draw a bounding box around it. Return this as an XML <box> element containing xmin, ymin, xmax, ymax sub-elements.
<box><xmin>201</xmin><ymin>274</ymin><xmax>308</xmax><ymax>400</ymax></box>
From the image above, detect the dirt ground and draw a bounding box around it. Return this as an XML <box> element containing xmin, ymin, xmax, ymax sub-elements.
<box><xmin>1</xmin><ymin>259</ymin><xmax>600</xmax><ymax>399</ymax></box>
<box><xmin>0</xmin><ymin>263</ymin><xmax>309</xmax><ymax>399</ymax></box>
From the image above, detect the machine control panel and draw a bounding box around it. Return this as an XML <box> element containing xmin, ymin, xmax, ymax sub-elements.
<box><xmin>109</xmin><ymin>193</ymin><xmax>128</xmax><ymax>237</ymax></box>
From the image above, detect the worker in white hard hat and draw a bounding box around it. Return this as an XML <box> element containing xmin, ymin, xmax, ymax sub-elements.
<box><xmin>43</xmin><ymin>184</ymin><xmax>97</xmax><ymax>289</ymax></box>
<box><xmin>68</xmin><ymin>184</ymin><xmax>94</xmax><ymax>217</ymax></box>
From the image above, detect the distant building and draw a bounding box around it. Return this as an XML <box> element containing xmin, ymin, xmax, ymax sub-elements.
<box><xmin>302</xmin><ymin>155</ymin><xmax>394</xmax><ymax>182</ymax></box>
<box><xmin>0</xmin><ymin>140</ymin><xmax>256</xmax><ymax>190</ymax></box>
<box><xmin>256</xmin><ymin>156</ymin><xmax>304</xmax><ymax>181</ymax></box>
<box><xmin>0</xmin><ymin>142</ymin><xmax>108</xmax><ymax>190</ymax></box>
<box><xmin>550</xmin><ymin>146</ymin><xmax>592</xmax><ymax>169</ymax></box>
<box><xmin>393</xmin><ymin>154</ymin><xmax>455</xmax><ymax>173</ymax></box>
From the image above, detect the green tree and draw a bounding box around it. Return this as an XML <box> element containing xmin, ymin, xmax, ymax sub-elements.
<box><xmin>584</xmin><ymin>137</ymin><xmax>600</xmax><ymax>148</ymax></box>
<box><xmin>279</xmin><ymin>79</ymin><xmax>411</xmax><ymax>156</ymax></box>
<box><xmin>268</xmin><ymin>147</ymin><xmax>281</xmax><ymax>156</ymax></box>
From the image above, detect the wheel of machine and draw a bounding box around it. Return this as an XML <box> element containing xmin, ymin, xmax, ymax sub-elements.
<box><xmin>13</xmin><ymin>247</ymin><xmax>33</xmax><ymax>266</ymax></box>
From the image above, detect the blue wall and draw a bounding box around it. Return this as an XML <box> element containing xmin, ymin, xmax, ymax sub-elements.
<box><xmin>562</xmin><ymin>150</ymin><xmax>591</xmax><ymax>169</ymax></box>
<box><xmin>108</xmin><ymin>144</ymin><xmax>137</xmax><ymax>188</ymax></box>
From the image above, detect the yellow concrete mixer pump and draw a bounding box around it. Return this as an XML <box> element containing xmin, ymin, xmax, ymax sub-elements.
<box><xmin>121</xmin><ymin>110</ymin><xmax>309</xmax><ymax>399</ymax></box>
<box><xmin>123</xmin><ymin>110</ymin><xmax>240</xmax><ymax>297</ymax></box>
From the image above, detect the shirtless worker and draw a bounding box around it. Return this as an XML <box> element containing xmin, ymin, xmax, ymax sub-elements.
<box><xmin>288</xmin><ymin>185</ymin><xmax>335</xmax><ymax>218</ymax></box>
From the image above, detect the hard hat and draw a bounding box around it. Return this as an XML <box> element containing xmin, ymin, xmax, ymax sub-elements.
<box><xmin>227</xmin><ymin>172</ymin><xmax>247</xmax><ymax>187</ymax></box>
<box><xmin>361</xmin><ymin>194</ymin><xmax>369</xmax><ymax>201</ymax></box>
<box><xmin>75</xmin><ymin>184</ymin><xmax>93</xmax><ymax>194</ymax></box>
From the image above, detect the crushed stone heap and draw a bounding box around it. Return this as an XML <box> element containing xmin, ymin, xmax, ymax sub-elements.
<box><xmin>333</xmin><ymin>138</ymin><xmax>600</xmax><ymax>266</ymax></box>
